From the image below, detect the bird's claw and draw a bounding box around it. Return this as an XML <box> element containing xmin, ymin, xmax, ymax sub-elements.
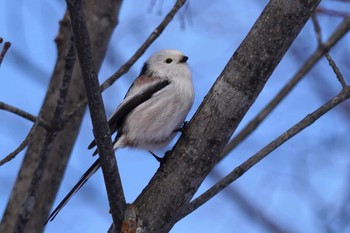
<box><xmin>173</xmin><ymin>121</ymin><xmax>189</xmax><ymax>133</ymax></box>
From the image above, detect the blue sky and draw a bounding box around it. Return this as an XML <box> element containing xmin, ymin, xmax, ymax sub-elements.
<box><xmin>1</xmin><ymin>1</ymin><xmax>350</xmax><ymax>233</ymax></box>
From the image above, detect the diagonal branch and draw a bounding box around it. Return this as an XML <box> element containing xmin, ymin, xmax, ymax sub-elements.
<box><xmin>325</xmin><ymin>53</ymin><xmax>347</xmax><ymax>88</ymax></box>
<box><xmin>208</xmin><ymin>169</ymin><xmax>294</xmax><ymax>233</ymax></box>
<box><xmin>220</xmin><ymin>16</ymin><xmax>350</xmax><ymax>159</ymax></box>
<box><xmin>64</xmin><ymin>0</ymin><xmax>187</xmax><ymax>125</ymax></box>
<box><xmin>311</xmin><ymin>14</ymin><xmax>348</xmax><ymax>89</ymax></box>
<box><xmin>100</xmin><ymin>0</ymin><xmax>187</xmax><ymax>91</ymax></box>
<box><xmin>133</xmin><ymin>1</ymin><xmax>321</xmax><ymax>232</ymax></box>
<box><xmin>181</xmin><ymin>86</ymin><xmax>350</xmax><ymax>219</ymax></box>
<box><xmin>65</xmin><ymin>0</ymin><xmax>126</xmax><ymax>231</ymax></box>
<box><xmin>0</xmin><ymin>2</ymin><xmax>122</xmax><ymax>232</ymax></box>
<box><xmin>0</xmin><ymin>40</ymin><xmax>11</xmax><ymax>66</ymax></box>
<box><xmin>316</xmin><ymin>7</ymin><xmax>350</xmax><ymax>18</ymax></box>
<box><xmin>0</xmin><ymin>101</ymin><xmax>36</xmax><ymax>122</ymax></box>
<box><xmin>0</xmin><ymin>36</ymin><xmax>76</xmax><ymax>167</ymax></box>
<box><xmin>0</xmin><ymin>120</ymin><xmax>38</xmax><ymax>166</ymax></box>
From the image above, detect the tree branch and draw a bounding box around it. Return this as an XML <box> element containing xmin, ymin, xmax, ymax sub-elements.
<box><xmin>220</xmin><ymin>15</ymin><xmax>350</xmax><ymax>159</ymax></box>
<box><xmin>312</xmin><ymin>14</ymin><xmax>347</xmax><ymax>88</ymax></box>
<box><xmin>316</xmin><ymin>7</ymin><xmax>350</xmax><ymax>18</ymax></box>
<box><xmin>100</xmin><ymin>0</ymin><xmax>187</xmax><ymax>91</ymax></box>
<box><xmin>0</xmin><ymin>40</ymin><xmax>11</xmax><ymax>66</ymax></box>
<box><xmin>0</xmin><ymin>102</ymin><xmax>36</xmax><ymax>122</ymax></box>
<box><xmin>66</xmin><ymin>0</ymin><xmax>125</xmax><ymax>231</ymax></box>
<box><xmin>13</xmin><ymin>32</ymin><xmax>77</xmax><ymax>233</ymax></box>
<box><xmin>0</xmin><ymin>35</ymin><xmax>76</xmax><ymax>167</ymax></box>
<box><xmin>325</xmin><ymin>53</ymin><xmax>347</xmax><ymax>88</ymax></box>
<box><xmin>208</xmin><ymin>170</ymin><xmax>294</xmax><ymax>233</ymax></box>
<box><xmin>181</xmin><ymin>86</ymin><xmax>350</xmax><ymax>219</ymax></box>
<box><xmin>0</xmin><ymin>2</ymin><xmax>122</xmax><ymax>232</ymax></box>
<box><xmin>133</xmin><ymin>0</ymin><xmax>321</xmax><ymax>232</ymax></box>
<box><xmin>64</xmin><ymin>0</ymin><xmax>187</xmax><ymax>134</ymax></box>
<box><xmin>0</xmin><ymin>121</ymin><xmax>38</xmax><ymax>166</ymax></box>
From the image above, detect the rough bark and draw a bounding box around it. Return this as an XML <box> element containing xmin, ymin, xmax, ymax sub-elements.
<box><xmin>133</xmin><ymin>0</ymin><xmax>321</xmax><ymax>232</ymax></box>
<box><xmin>0</xmin><ymin>1</ymin><xmax>122</xmax><ymax>233</ymax></box>
<box><xmin>66</xmin><ymin>0</ymin><xmax>126</xmax><ymax>231</ymax></box>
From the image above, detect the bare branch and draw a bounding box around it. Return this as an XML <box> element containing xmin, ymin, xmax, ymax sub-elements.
<box><xmin>0</xmin><ymin>121</ymin><xmax>38</xmax><ymax>166</ymax></box>
<box><xmin>208</xmin><ymin>170</ymin><xmax>294</xmax><ymax>233</ymax></box>
<box><xmin>0</xmin><ymin>101</ymin><xmax>58</xmax><ymax>140</ymax></box>
<box><xmin>182</xmin><ymin>86</ymin><xmax>350</xmax><ymax>219</ymax></box>
<box><xmin>66</xmin><ymin>0</ymin><xmax>126</xmax><ymax>231</ymax></box>
<box><xmin>100</xmin><ymin>0</ymin><xmax>187</xmax><ymax>92</ymax></box>
<box><xmin>316</xmin><ymin>7</ymin><xmax>350</xmax><ymax>18</ymax></box>
<box><xmin>311</xmin><ymin>14</ymin><xmax>323</xmax><ymax>44</ymax></box>
<box><xmin>0</xmin><ymin>102</ymin><xmax>52</xmax><ymax>163</ymax></box>
<box><xmin>312</xmin><ymin>14</ymin><xmax>347</xmax><ymax>88</ymax></box>
<box><xmin>325</xmin><ymin>53</ymin><xmax>347</xmax><ymax>88</ymax></box>
<box><xmin>13</xmin><ymin>32</ymin><xmax>77</xmax><ymax>233</ymax></box>
<box><xmin>0</xmin><ymin>2</ymin><xmax>122</xmax><ymax>232</ymax></box>
<box><xmin>64</xmin><ymin>0</ymin><xmax>188</xmax><ymax>122</ymax></box>
<box><xmin>220</xmin><ymin>16</ymin><xmax>350</xmax><ymax>159</ymax></box>
<box><xmin>0</xmin><ymin>36</ymin><xmax>76</xmax><ymax>168</ymax></box>
<box><xmin>0</xmin><ymin>41</ymin><xmax>11</xmax><ymax>66</ymax></box>
<box><xmin>0</xmin><ymin>101</ymin><xmax>36</xmax><ymax>122</ymax></box>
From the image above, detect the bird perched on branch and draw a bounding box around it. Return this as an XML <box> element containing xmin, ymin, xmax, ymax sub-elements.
<box><xmin>46</xmin><ymin>49</ymin><xmax>194</xmax><ymax>223</ymax></box>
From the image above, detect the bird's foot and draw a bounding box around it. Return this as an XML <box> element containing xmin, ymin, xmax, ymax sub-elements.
<box><xmin>173</xmin><ymin>121</ymin><xmax>189</xmax><ymax>133</ymax></box>
<box><xmin>148</xmin><ymin>151</ymin><xmax>170</xmax><ymax>164</ymax></box>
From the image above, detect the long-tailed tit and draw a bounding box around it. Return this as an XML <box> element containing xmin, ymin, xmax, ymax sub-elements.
<box><xmin>46</xmin><ymin>49</ymin><xmax>194</xmax><ymax>223</ymax></box>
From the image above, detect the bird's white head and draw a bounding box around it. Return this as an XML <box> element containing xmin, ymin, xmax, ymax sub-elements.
<box><xmin>143</xmin><ymin>49</ymin><xmax>190</xmax><ymax>79</ymax></box>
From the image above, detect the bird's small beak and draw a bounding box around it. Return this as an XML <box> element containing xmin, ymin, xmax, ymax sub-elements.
<box><xmin>179</xmin><ymin>55</ymin><xmax>188</xmax><ymax>63</ymax></box>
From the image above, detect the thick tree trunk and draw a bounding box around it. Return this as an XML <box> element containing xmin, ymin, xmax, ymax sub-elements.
<box><xmin>0</xmin><ymin>1</ymin><xmax>122</xmax><ymax>233</ymax></box>
<box><xmin>133</xmin><ymin>0</ymin><xmax>321</xmax><ymax>232</ymax></box>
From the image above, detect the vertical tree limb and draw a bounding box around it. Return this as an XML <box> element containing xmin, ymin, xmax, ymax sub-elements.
<box><xmin>66</xmin><ymin>0</ymin><xmax>126</xmax><ymax>231</ymax></box>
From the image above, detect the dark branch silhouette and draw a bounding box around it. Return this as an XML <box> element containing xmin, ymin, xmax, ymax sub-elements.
<box><xmin>66</xmin><ymin>0</ymin><xmax>126</xmax><ymax>231</ymax></box>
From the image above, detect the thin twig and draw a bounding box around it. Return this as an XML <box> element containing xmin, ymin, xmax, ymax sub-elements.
<box><xmin>208</xmin><ymin>170</ymin><xmax>294</xmax><ymax>233</ymax></box>
<box><xmin>181</xmin><ymin>86</ymin><xmax>350</xmax><ymax>219</ymax></box>
<box><xmin>0</xmin><ymin>41</ymin><xmax>11</xmax><ymax>66</ymax></box>
<box><xmin>0</xmin><ymin>37</ymin><xmax>77</xmax><ymax>168</ymax></box>
<box><xmin>64</xmin><ymin>0</ymin><xmax>188</xmax><ymax>119</ymax></box>
<box><xmin>0</xmin><ymin>101</ymin><xmax>51</xmax><ymax>163</ymax></box>
<box><xmin>0</xmin><ymin>101</ymin><xmax>37</xmax><ymax>122</ymax></box>
<box><xmin>100</xmin><ymin>0</ymin><xmax>187</xmax><ymax>92</ymax></box>
<box><xmin>66</xmin><ymin>0</ymin><xmax>126</xmax><ymax>231</ymax></box>
<box><xmin>312</xmin><ymin>14</ymin><xmax>347</xmax><ymax>88</ymax></box>
<box><xmin>0</xmin><ymin>101</ymin><xmax>52</xmax><ymax>132</ymax></box>
<box><xmin>311</xmin><ymin>14</ymin><xmax>323</xmax><ymax>44</ymax></box>
<box><xmin>0</xmin><ymin>104</ymin><xmax>49</xmax><ymax>165</ymax></box>
<box><xmin>316</xmin><ymin>7</ymin><xmax>350</xmax><ymax>18</ymax></box>
<box><xmin>219</xmin><ymin>16</ymin><xmax>350</xmax><ymax>159</ymax></box>
<box><xmin>0</xmin><ymin>121</ymin><xmax>39</xmax><ymax>166</ymax></box>
<box><xmin>325</xmin><ymin>53</ymin><xmax>347</xmax><ymax>88</ymax></box>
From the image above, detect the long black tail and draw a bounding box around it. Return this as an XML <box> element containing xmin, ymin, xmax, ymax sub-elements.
<box><xmin>45</xmin><ymin>158</ymin><xmax>101</xmax><ymax>224</ymax></box>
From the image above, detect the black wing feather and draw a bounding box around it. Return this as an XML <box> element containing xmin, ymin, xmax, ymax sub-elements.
<box><xmin>87</xmin><ymin>79</ymin><xmax>171</xmax><ymax>151</ymax></box>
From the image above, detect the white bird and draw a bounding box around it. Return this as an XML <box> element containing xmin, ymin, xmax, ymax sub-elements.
<box><xmin>46</xmin><ymin>49</ymin><xmax>194</xmax><ymax>223</ymax></box>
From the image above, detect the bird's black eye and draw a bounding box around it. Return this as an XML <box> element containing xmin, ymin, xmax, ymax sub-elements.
<box><xmin>165</xmin><ymin>58</ymin><xmax>173</xmax><ymax>64</ymax></box>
